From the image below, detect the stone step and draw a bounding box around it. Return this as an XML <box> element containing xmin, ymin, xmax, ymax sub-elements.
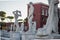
<box><xmin>51</xmin><ymin>33</ymin><xmax>60</xmax><ymax>39</ymax></box>
<box><xmin>0</xmin><ymin>37</ymin><xmax>11</xmax><ymax>40</ymax></box>
<box><xmin>34</xmin><ymin>33</ymin><xmax>60</xmax><ymax>39</ymax></box>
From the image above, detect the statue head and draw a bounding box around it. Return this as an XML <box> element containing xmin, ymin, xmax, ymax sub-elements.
<box><xmin>13</xmin><ymin>10</ymin><xmax>21</xmax><ymax>16</ymax></box>
<box><xmin>29</xmin><ymin>2</ymin><xmax>33</xmax><ymax>4</ymax></box>
<box><xmin>29</xmin><ymin>2</ymin><xmax>33</xmax><ymax>6</ymax></box>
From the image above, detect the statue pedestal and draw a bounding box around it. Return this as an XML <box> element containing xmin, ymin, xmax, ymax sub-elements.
<box><xmin>10</xmin><ymin>31</ymin><xmax>20</xmax><ymax>40</ymax></box>
<box><xmin>22</xmin><ymin>33</ymin><xmax>35</xmax><ymax>40</ymax></box>
<box><xmin>35</xmin><ymin>33</ymin><xmax>60</xmax><ymax>39</ymax></box>
<box><xmin>36</xmin><ymin>27</ymin><xmax>48</xmax><ymax>36</ymax></box>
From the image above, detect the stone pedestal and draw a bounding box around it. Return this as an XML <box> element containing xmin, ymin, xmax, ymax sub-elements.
<box><xmin>10</xmin><ymin>31</ymin><xmax>20</xmax><ymax>40</ymax></box>
<box><xmin>34</xmin><ymin>33</ymin><xmax>60</xmax><ymax>39</ymax></box>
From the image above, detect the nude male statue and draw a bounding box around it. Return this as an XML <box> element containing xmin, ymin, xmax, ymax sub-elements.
<box><xmin>13</xmin><ymin>10</ymin><xmax>21</xmax><ymax>32</ymax></box>
<box><xmin>28</xmin><ymin>2</ymin><xmax>34</xmax><ymax>33</ymax></box>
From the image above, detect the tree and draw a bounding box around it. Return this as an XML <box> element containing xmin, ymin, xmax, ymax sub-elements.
<box><xmin>1</xmin><ymin>18</ymin><xmax>5</xmax><ymax>22</ymax></box>
<box><xmin>0</xmin><ymin>11</ymin><xmax>6</xmax><ymax>30</ymax></box>
<box><xmin>18</xmin><ymin>19</ymin><xmax>23</xmax><ymax>21</ymax></box>
<box><xmin>0</xmin><ymin>11</ymin><xmax>6</xmax><ymax>17</ymax></box>
<box><xmin>0</xmin><ymin>11</ymin><xmax>6</xmax><ymax>22</ymax></box>
<box><xmin>7</xmin><ymin>16</ymin><xmax>14</xmax><ymax>22</ymax></box>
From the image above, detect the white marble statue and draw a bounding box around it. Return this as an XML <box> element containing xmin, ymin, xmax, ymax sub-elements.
<box><xmin>9</xmin><ymin>10</ymin><xmax>21</xmax><ymax>40</ymax></box>
<box><xmin>37</xmin><ymin>0</ymin><xmax>59</xmax><ymax>35</ymax></box>
<box><xmin>13</xmin><ymin>10</ymin><xmax>21</xmax><ymax>32</ymax></box>
<box><xmin>23</xmin><ymin>2</ymin><xmax>36</xmax><ymax>40</ymax></box>
<box><xmin>28</xmin><ymin>2</ymin><xmax>34</xmax><ymax>34</ymax></box>
<box><xmin>46</xmin><ymin>0</ymin><xmax>59</xmax><ymax>34</ymax></box>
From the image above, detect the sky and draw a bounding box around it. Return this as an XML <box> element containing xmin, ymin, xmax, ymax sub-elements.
<box><xmin>0</xmin><ymin>0</ymin><xmax>60</xmax><ymax>22</ymax></box>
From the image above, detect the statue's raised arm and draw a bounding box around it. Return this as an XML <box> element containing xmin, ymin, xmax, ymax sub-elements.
<box><xmin>16</xmin><ymin>10</ymin><xmax>21</xmax><ymax>16</ymax></box>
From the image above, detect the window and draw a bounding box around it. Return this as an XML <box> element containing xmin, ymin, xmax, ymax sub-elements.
<box><xmin>42</xmin><ymin>17</ymin><xmax>47</xmax><ymax>25</ymax></box>
<box><xmin>45</xmin><ymin>10</ymin><xmax>48</xmax><ymax>16</ymax></box>
<box><xmin>42</xmin><ymin>9</ymin><xmax>44</xmax><ymax>15</ymax></box>
<box><xmin>41</xmin><ymin>16</ymin><xmax>47</xmax><ymax>27</ymax></box>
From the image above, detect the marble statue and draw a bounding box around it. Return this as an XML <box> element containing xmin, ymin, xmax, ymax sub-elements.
<box><xmin>23</xmin><ymin>2</ymin><xmax>36</xmax><ymax>40</ymax></box>
<box><xmin>28</xmin><ymin>2</ymin><xmax>34</xmax><ymax>33</ymax></box>
<box><xmin>13</xmin><ymin>10</ymin><xmax>21</xmax><ymax>32</ymax></box>
<box><xmin>36</xmin><ymin>0</ymin><xmax>59</xmax><ymax>35</ymax></box>
<box><xmin>46</xmin><ymin>0</ymin><xmax>59</xmax><ymax>34</ymax></box>
<box><xmin>9</xmin><ymin>10</ymin><xmax>21</xmax><ymax>40</ymax></box>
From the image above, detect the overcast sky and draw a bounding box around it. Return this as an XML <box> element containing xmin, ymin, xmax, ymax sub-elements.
<box><xmin>0</xmin><ymin>0</ymin><xmax>60</xmax><ymax>22</ymax></box>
